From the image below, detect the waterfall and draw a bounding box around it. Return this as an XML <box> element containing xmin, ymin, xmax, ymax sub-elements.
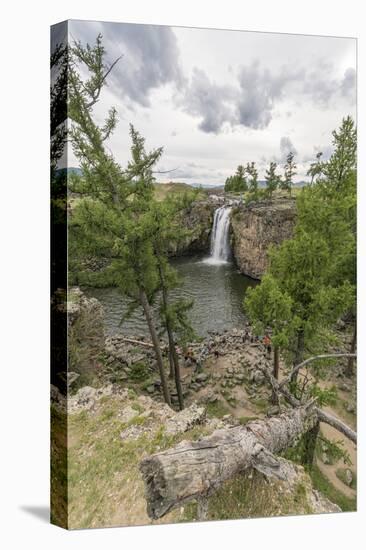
<box><xmin>205</xmin><ymin>206</ymin><xmax>232</xmax><ymax>264</ymax></box>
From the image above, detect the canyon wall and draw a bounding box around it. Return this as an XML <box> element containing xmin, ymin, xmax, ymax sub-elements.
<box><xmin>231</xmin><ymin>198</ymin><xmax>297</xmax><ymax>279</ymax></box>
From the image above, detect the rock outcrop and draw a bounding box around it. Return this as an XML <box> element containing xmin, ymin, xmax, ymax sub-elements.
<box><xmin>231</xmin><ymin>198</ymin><xmax>297</xmax><ymax>279</ymax></box>
<box><xmin>68</xmin><ymin>287</ymin><xmax>105</xmax><ymax>381</ymax></box>
<box><xmin>169</xmin><ymin>199</ymin><xmax>219</xmax><ymax>255</ymax></box>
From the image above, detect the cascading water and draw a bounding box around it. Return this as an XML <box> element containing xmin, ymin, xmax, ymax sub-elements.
<box><xmin>205</xmin><ymin>205</ymin><xmax>232</xmax><ymax>264</ymax></box>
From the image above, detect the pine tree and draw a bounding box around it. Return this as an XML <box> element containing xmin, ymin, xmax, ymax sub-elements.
<box><xmin>245</xmin><ymin>118</ymin><xmax>356</xmax><ymax>395</ymax></box>
<box><xmin>307</xmin><ymin>151</ymin><xmax>323</xmax><ymax>185</ymax></box>
<box><xmin>281</xmin><ymin>152</ymin><xmax>297</xmax><ymax>196</ymax></box>
<box><xmin>244</xmin><ymin>274</ymin><xmax>293</xmax><ymax>386</ymax></box>
<box><xmin>246</xmin><ymin>162</ymin><xmax>259</xmax><ymax>197</ymax></box>
<box><xmin>68</xmin><ymin>35</ymin><xmax>175</xmax><ymax>405</ymax></box>
<box><xmin>264</xmin><ymin>161</ymin><xmax>280</xmax><ymax>199</ymax></box>
<box><xmin>323</xmin><ymin>115</ymin><xmax>356</xmax><ymax>191</ymax></box>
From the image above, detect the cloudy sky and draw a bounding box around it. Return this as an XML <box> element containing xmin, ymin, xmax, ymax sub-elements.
<box><xmin>65</xmin><ymin>20</ymin><xmax>356</xmax><ymax>185</ymax></box>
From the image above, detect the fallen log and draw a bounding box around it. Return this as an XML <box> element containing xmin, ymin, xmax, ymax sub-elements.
<box><xmin>119</xmin><ymin>337</ymin><xmax>168</xmax><ymax>351</ymax></box>
<box><xmin>139</xmin><ymin>405</ymin><xmax>318</xmax><ymax>519</ymax></box>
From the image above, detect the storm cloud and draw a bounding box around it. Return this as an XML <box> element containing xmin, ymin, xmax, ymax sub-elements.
<box><xmin>280</xmin><ymin>136</ymin><xmax>298</xmax><ymax>161</ymax></box>
<box><xmin>179</xmin><ymin>62</ymin><xmax>300</xmax><ymax>133</ymax></box>
<box><xmin>70</xmin><ymin>21</ymin><xmax>183</xmax><ymax>107</ymax></box>
<box><xmin>66</xmin><ymin>21</ymin><xmax>356</xmax><ymax>184</ymax></box>
<box><xmin>180</xmin><ymin>59</ymin><xmax>356</xmax><ymax>134</ymax></box>
<box><xmin>180</xmin><ymin>68</ymin><xmax>237</xmax><ymax>133</ymax></box>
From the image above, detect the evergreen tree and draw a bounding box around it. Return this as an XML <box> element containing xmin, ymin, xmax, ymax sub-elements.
<box><xmin>281</xmin><ymin>152</ymin><xmax>297</xmax><ymax>196</ymax></box>
<box><xmin>68</xmin><ymin>35</ymin><xmax>175</xmax><ymax>405</ymax></box>
<box><xmin>245</xmin><ymin>118</ymin><xmax>356</xmax><ymax>395</ymax></box>
<box><xmin>307</xmin><ymin>151</ymin><xmax>323</xmax><ymax>185</ymax></box>
<box><xmin>246</xmin><ymin>162</ymin><xmax>259</xmax><ymax>197</ymax></box>
<box><xmin>323</xmin><ymin>115</ymin><xmax>356</xmax><ymax>191</ymax></box>
<box><xmin>224</xmin><ymin>165</ymin><xmax>248</xmax><ymax>193</ymax></box>
<box><xmin>244</xmin><ymin>275</ymin><xmax>293</xmax><ymax>385</ymax></box>
<box><xmin>264</xmin><ymin>161</ymin><xmax>281</xmax><ymax>199</ymax></box>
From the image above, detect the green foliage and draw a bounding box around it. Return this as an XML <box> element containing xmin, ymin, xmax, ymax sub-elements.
<box><xmin>306</xmin><ymin>151</ymin><xmax>324</xmax><ymax>185</ymax></box>
<box><xmin>310</xmin><ymin>465</ymin><xmax>356</xmax><ymax>511</ymax></box>
<box><xmin>323</xmin><ymin>115</ymin><xmax>357</xmax><ymax>191</ymax></box>
<box><xmin>244</xmin><ymin>274</ymin><xmax>293</xmax><ymax>349</ymax></box>
<box><xmin>309</xmin><ymin>384</ymin><xmax>338</xmax><ymax>407</ymax></box>
<box><xmin>264</xmin><ymin>161</ymin><xmax>281</xmax><ymax>199</ymax></box>
<box><xmin>317</xmin><ymin>435</ymin><xmax>351</xmax><ymax>466</ymax></box>
<box><xmin>206</xmin><ymin>400</ymin><xmax>229</xmax><ymax>418</ymax></box>
<box><xmin>280</xmin><ymin>151</ymin><xmax>297</xmax><ymax>195</ymax></box>
<box><xmin>129</xmin><ymin>362</ymin><xmax>150</xmax><ymax>381</ymax></box>
<box><xmin>246</xmin><ymin>161</ymin><xmax>259</xmax><ymax>195</ymax></box>
<box><xmin>336</xmin><ymin>467</ymin><xmax>357</xmax><ymax>490</ymax></box>
<box><xmin>224</xmin><ymin>164</ymin><xmax>248</xmax><ymax>193</ymax></box>
<box><xmin>243</xmin><ymin>117</ymin><xmax>356</xmax><ymax>392</ymax></box>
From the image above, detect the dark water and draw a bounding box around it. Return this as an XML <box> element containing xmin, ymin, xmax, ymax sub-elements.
<box><xmin>84</xmin><ymin>255</ymin><xmax>257</xmax><ymax>338</ymax></box>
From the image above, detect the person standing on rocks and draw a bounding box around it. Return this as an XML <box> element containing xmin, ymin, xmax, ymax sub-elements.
<box><xmin>263</xmin><ymin>334</ymin><xmax>272</xmax><ymax>358</ymax></box>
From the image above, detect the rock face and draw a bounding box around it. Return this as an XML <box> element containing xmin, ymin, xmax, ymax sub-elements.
<box><xmin>169</xmin><ymin>199</ymin><xmax>219</xmax><ymax>256</ymax></box>
<box><xmin>230</xmin><ymin>198</ymin><xmax>297</xmax><ymax>279</ymax></box>
<box><xmin>68</xmin><ymin>287</ymin><xmax>105</xmax><ymax>380</ymax></box>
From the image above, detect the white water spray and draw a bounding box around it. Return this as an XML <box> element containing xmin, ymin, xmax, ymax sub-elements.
<box><xmin>205</xmin><ymin>206</ymin><xmax>232</xmax><ymax>264</ymax></box>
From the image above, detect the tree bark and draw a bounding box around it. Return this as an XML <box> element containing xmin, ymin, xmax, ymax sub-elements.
<box><xmin>140</xmin><ymin>406</ymin><xmax>318</xmax><ymax>519</ymax></box>
<box><xmin>168</xmin><ymin>351</ymin><xmax>174</xmax><ymax>379</ymax></box>
<box><xmin>346</xmin><ymin>322</ymin><xmax>357</xmax><ymax>377</ymax></box>
<box><xmin>273</xmin><ymin>346</ymin><xmax>280</xmax><ymax>380</ymax></box>
<box><xmin>138</xmin><ymin>288</ymin><xmax>171</xmax><ymax>407</ymax></box>
<box><xmin>291</xmin><ymin>329</ymin><xmax>304</xmax><ymax>386</ymax></box>
<box><xmin>301</xmin><ymin>421</ymin><xmax>320</xmax><ymax>468</ymax></box>
<box><xmin>158</xmin><ymin>263</ymin><xmax>184</xmax><ymax>410</ymax></box>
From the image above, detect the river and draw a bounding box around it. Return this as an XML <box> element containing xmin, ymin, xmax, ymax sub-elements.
<box><xmin>84</xmin><ymin>254</ymin><xmax>257</xmax><ymax>338</ymax></box>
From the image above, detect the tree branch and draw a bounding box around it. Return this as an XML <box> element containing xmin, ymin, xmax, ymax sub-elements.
<box><xmin>279</xmin><ymin>353</ymin><xmax>357</xmax><ymax>390</ymax></box>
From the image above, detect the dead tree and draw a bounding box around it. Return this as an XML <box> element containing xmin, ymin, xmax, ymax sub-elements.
<box><xmin>139</xmin><ymin>352</ymin><xmax>357</xmax><ymax>519</ymax></box>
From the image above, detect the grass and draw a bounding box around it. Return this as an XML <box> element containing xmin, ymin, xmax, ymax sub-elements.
<box><xmin>153</xmin><ymin>182</ymin><xmax>206</xmax><ymax>201</ymax></box>
<box><xmin>206</xmin><ymin>399</ymin><xmax>229</xmax><ymax>418</ymax></box>
<box><xmin>182</xmin><ymin>470</ymin><xmax>313</xmax><ymax>522</ymax></box>
<box><xmin>310</xmin><ymin>465</ymin><xmax>356</xmax><ymax>512</ymax></box>
<box><xmin>66</xmin><ymin>395</ymin><xmax>212</xmax><ymax>529</ymax></box>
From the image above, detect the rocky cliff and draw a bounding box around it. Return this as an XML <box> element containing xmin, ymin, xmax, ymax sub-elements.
<box><xmin>231</xmin><ymin>198</ymin><xmax>297</xmax><ymax>279</ymax></box>
<box><xmin>169</xmin><ymin>199</ymin><xmax>219</xmax><ymax>256</ymax></box>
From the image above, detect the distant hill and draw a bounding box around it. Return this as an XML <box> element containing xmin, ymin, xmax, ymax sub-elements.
<box><xmin>153</xmin><ymin>181</ymin><xmax>205</xmax><ymax>201</ymax></box>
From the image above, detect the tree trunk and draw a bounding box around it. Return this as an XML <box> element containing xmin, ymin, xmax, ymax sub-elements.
<box><xmin>301</xmin><ymin>421</ymin><xmax>320</xmax><ymax>469</ymax></box>
<box><xmin>271</xmin><ymin>347</ymin><xmax>280</xmax><ymax>405</ymax></box>
<box><xmin>346</xmin><ymin>322</ymin><xmax>356</xmax><ymax>377</ymax></box>
<box><xmin>138</xmin><ymin>288</ymin><xmax>171</xmax><ymax>407</ymax></box>
<box><xmin>168</xmin><ymin>351</ymin><xmax>174</xmax><ymax>379</ymax></box>
<box><xmin>291</xmin><ymin>329</ymin><xmax>305</xmax><ymax>386</ymax></box>
<box><xmin>273</xmin><ymin>346</ymin><xmax>280</xmax><ymax>380</ymax></box>
<box><xmin>140</xmin><ymin>406</ymin><xmax>318</xmax><ymax>519</ymax></box>
<box><xmin>158</xmin><ymin>263</ymin><xmax>184</xmax><ymax>410</ymax></box>
<box><xmin>170</xmin><ymin>336</ymin><xmax>184</xmax><ymax>410</ymax></box>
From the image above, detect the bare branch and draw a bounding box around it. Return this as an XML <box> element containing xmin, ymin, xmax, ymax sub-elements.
<box><xmin>279</xmin><ymin>353</ymin><xmax>357</xmax><ymax>390</ymax></box>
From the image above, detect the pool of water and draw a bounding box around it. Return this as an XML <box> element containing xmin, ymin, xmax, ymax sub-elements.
<box><xmin>84</xmin><ymin>254</ymin><xmax>257</xmax><ymax>338</ymax></box>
